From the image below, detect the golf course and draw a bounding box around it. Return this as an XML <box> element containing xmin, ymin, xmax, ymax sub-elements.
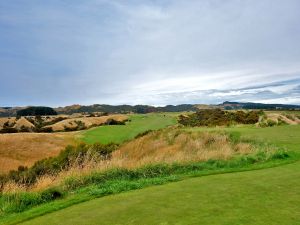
<box><xmin>1</xmin><ymin>112</ymin><xmax>300</xmax><ymax>225</ymax></box>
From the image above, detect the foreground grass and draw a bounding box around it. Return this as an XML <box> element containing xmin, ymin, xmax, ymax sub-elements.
<box><xmin>19</xmin><ymin>160</ymin><xmax>300</xmax><ymax>225</ymax></box>
<box><xmin>0</xmin><ymin>150</ymin><xmax>295</xmax><ymax>225</ymax></box>
<box><xmin>81</xmin><ymin>113</ymin><xmax>177</xmax><ymax>144</ymax></box>
<box><xmin>1</xmin><ymin>124</ymin><xmax>299</xmax><ymax>224</ymax></box>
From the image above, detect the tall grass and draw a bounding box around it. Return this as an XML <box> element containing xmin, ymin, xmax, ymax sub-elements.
<box><xmin>0</xmin><ymin>149</ymin><xmax>292</xmax><ymax>215</ymax></box>
<box><xmin>0</xmin><ymin>127</ymin><xmax>293</xmax><ymax>216</ymax></box>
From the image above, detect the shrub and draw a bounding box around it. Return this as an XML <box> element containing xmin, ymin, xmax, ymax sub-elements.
<box><xmin>3</xmin><ymin>143</ymin><xmax>118</xmax><ymax>186</ymax></box>
<box><xmin>0</xmin><ymin>127</ymin><xmax>18</xmax><ymax>133</ymax></box>
<box><xmin>266</xmin><ymin>119</ymin><xmax>277</xmax><ymax>127</ymax></box>
<box><xmin>40</xmin><ymin>187</ymin><xmax>64</xmax><ymax>201</ymax></box>
<box><xmin>63</xmin><ymin>121</ymin><xmax>86</xmax><ymax>131</ymax></box>
<box><xmin>178</xmin><ymin>109</ymin><xmax>260</xmax><ymax>127</ymax></box>
<box><xmin>17</xmin><ymin>107</ymin><xmax>57</xmax><ymax>116</ymax></box>
<box><xmin>105</xmin><ymin>119</ymin><xmax>127</xmax><ymax>125</ymax></box>
<box><xmin>19</xmin><ymin>125</ymin><xmax>30</xmax><ymax>132</ymax></box>
<box><xmin>37</xmin><ymin>127</ymin><xmax>53</xmax><ymax>133</ymax></box>
<box><xmin>277</xmin><ymin>117</ymin><xmax>287</xmax><ymax>126</ymax></box>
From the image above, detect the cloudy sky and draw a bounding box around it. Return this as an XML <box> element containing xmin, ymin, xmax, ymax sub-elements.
<box><xmin>0</xmin><ymin>0</ymin><xmax>300</xmax><ymax>107</ymax></box>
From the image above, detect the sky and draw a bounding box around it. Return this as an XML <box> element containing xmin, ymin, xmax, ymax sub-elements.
<box><xmin>0</xmin><ymin>0</ymin><xmax>300</xmax><ymax>107</ymax></box>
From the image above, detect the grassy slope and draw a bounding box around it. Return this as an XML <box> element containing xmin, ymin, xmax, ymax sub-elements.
<box><xmin>4</xmin><ymin>126</ymin><xmax>300</xmax><ymax>224</ymax></box>
<box><xmin>21</xmin><ymin>161</ymin><xmax>300</xmax><ymax>225</ymax></box>
<box><xmin>186</xmin><ymin>125</ymin><xmax>300</xmax><ymax>151</ymax></box>
<box><xmin>81</xmin><ymin>113</ymin><xmax>177</xmax><ymax>144</ymax></box>
<box><xmin>14</xmin><ymin>124</ymin><xmax>300</xmax><ymax>225</ymax></box>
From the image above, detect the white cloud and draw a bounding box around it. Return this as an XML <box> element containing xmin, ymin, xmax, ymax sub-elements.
<box><xmin>0</xmin><ymin>0</ymin><xmax>300</xmax><ymax>106</ymax></box>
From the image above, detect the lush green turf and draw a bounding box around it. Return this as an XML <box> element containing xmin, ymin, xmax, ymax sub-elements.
<box><xmin>81</xmin><ymin>114</ymin><xmax>177</xmax><ymax>144</ymax></box>
<box><xmin>20</xmin><ymin>161</ymin><xmax>300</xmax><ymax>225</ymax></box>
<box><xmin>186</xmin><ymin>124</ymin><xmax>300</xmax><ymax>152</ymax></box>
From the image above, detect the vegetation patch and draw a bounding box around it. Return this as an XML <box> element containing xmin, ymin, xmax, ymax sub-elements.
<box><xmin>178</xmin><ymin>109</ymin><xmax>261</xmax><ymax>126</ymax></box>
<box><xmin>0</xmin><ymin>127</ymin><xmax>293</xmax><ymax>219</ymax></box>
<box><xmin>17</xmin><ymin>107</ymin><xmax>57</xmax><ymax>117</ymax></box>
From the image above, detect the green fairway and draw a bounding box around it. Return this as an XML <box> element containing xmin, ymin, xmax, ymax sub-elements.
<box><xmin>186</xmin><ymin>125</ymin><xmax>300</xmax><ymax>152</ymax></box>
<box><xmin>21</xmin><ymin>161</ymin><xmax>300</xmax><ymax>225</ymax></box>
<box><xmin>81</xmin><ymin>114</ymin><xmax>177</xmax><ymax>144</ymax></box>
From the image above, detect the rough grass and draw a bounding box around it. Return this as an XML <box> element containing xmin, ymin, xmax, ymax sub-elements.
<box><xmin>1</xmin><ymin>115</ymin><xmax>299</xmax><ymax>224</ymax></box>
<box><xmin>110</xmin><ymin>128</ymin><xmax>258</xmax><ymax>168</ymax></box>
<box><xmin>186</xmin><ymin>124</ymin><xmax>300</xmax><ymax>152</ymax></box>
<box><xmin>0</xmin><ymin>133</ymin><xmax>76</xmax><ymax>173</ymax></box>
<box><xmin>264</xmin><ymin>112</ymin><xmax>300</xmax><ymax>125</ymax></box>
<box><xmin>0</xmin><ymin>127</ymin><xmax>291</xmax><ymax>223</ymax></box>
<box><xmin>0</xmin><ymin>123</ymin><xmax>298</xmax><ymax>224</ymax></box>
<box><xmin>1</xmin><ymin>128</ymin><xmax>259</xmax><ymax>193</ymax></box>
<box><xmin>0</xmin><ymin>113</ymin><xmax>174</xmax><ymax>174</ymax></box>
<box><xmin>81</xmin><ymin>113</ymin><xmax>177</xmax><ymax>144</ymax></box>
<box><xmin>0</xmin><ymin>150</ymin><xmax>293</xmax><ymax>225</ymax></box>
<box><xmin>18</xmin><ymin>160</ymin><xmax>300</xmax><ymax>225</ymax></box>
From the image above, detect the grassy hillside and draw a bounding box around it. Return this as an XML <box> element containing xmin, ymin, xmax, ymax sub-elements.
<box><xmin>1</xmin><ymin>115</ymin><xmax>299</xmax><ymax>225</ymax></box>
<box><xmin>186</xmin><ymin>125</ymin><xmax>300</xmax><ymax>151</ymax></box>
<box><xmin>0</xmin><ymin>132</ymin><xmax>76</xmax><ymax>173</ymax></box>
<box><xmin>20</xmin><ymin>161</ymin><xmax>300</xmax><ymax>225</ymax></box>
<box><xmin>81</xmin><ymin>113</ymin><xmax>177</xmax><ymax>144</ymax></box>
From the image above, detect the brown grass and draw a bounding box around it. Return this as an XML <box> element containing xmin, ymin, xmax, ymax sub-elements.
<box><xmin>13</xmin><ymin>117</ymin><xmax>35</xmax><ymax>129</ymax></box>
<box><xmin>0</xmin><ymin>132</ymin><xmax>76</xmax><ymax>173</ymax></box>
<box><xmin>265</xmin><ymin>112</ymin><xmax>300</xmax><ymax>125</ymax></box>
<box><xmin>0</xmin><ymin>117</ymin><xmax>16</xmax><ymax>128</ymax></box>
<box><xmin>109</xmin><ymin>129</ymin><xmax>254</xmax><ymax>168</ymax></box>
<box><xmin>0</xmin><ymin>114</ymin><xmax>128</xmax><ymax>173</ymax></box>
<box><xmin>45</xmin><ymin>114</ymin><xmax>128</xmax><ymax>131</ymax></box>
<box><xmin>13</xmin><ymin>128</ymin><xmax>259</xmax><ymax>192</ymax></box>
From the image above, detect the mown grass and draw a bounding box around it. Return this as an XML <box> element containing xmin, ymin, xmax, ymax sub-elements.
<box><xmin>20</xmin><ymin>160</ymin><xmax>300</xmax><ymax>225</ymax></box>
<box><xmin>0</xmin><ymin>149</ymin><xmax>295</xmax><ymax>225</ymax></box>
<box><xmin>80</xmin><ymin>113</ymin><xmax>177</xmax><ymax>144</ymax></box>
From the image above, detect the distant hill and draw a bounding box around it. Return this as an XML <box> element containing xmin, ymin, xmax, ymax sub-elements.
<box><xmin>1</xmin><ymin>101</ymin><xmax>299</xmax><ymax>117</ymax></box>
<box><xmin>55</xmin><ymin>104</ymin><xmax>197</xmax><ymax>114</ymax></box>
<box><xmin>17</xmin><ymin>106</ymin><xmax>57</xmax><ymax>116</ymax></box>
<box><xmin>220</xmin><ymin>101</ymin><xmax>300</xmax><ymax>110</ymax></box>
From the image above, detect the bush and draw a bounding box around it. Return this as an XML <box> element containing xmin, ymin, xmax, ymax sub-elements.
<box><xmin>105</xmin><ymin>119</ymin><xmax>127</xmax><ymax>125</ymax></box>
<box><xmin>0</xmin><ymin>127</ymin><xmax>18</xmax><ymax>133</ymax></box>
<box><xmin>19</xmin><ymin>125</ymin><xmax>31</xmax><ymax>132</ymax></box>
<box><xmin>63</xmin><ymin>121</ymin><xmax>86</xmax><ymax>131</ymax></box>
<box><xmin>40</xmin><ymin>187</ymin><xmax>64</xmax><ymax>201</ymax></box>
<box><xmin>3</xmin><ymin>143</ymin><xmax>118</xmax><ymax>186</ymax></box>
<box><xmin>266</xmin><ymin>119</ymin><xmax>277</xmax><ymax>127</ymax></box>
<box><xmin>17</xmin><ymin>107</ymin><xmax>57</xmax><ymax>116</ymax></box>
<box><xmin>178</xmin><ymin>109</ymin><xmax>260</xmax><ymax>127</ymax></box>
<box><xmin>37</xmin><ymin>127</ymin><xmax>53</xmax><ymax>133</ymax></box>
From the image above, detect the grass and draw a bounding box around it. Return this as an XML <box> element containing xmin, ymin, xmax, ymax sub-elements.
<box><xmin>0</xmin><ymin>132</ymin><xmax>75</xmax><ymax>173</ymax></box>
<box><xmin>185</xmin><ymin>124</ymin><xmax>300</xmax><ymax>152</ymax></box>
<box><xmin>0</xmin><ymin>150</ymin><xmax>295</xmax><ymax>225</ymax></box>
<box><xmin>1</xmin><ymin>118</ymin><xmax>300</xmax><ymax>224</ymax></box>
<box><xmin>18</xmin><ymin>160</ymin><xmax>300</xmax><ymax>225</ymax></box>
<box><xmin>80</xmin><ymin>113</ymin><xmax>177</xmax><ymax>144</ymax></box>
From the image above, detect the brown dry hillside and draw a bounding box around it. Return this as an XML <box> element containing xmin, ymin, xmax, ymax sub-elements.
<box><xmin>45</xmin><ymin>114</ymin><xmax>128</xmax><ymax>131</ymax></box>
<box><xmin>0</xmin><ymin>132</ymin><xmax>76</xmax><ymax>173</ymax></box>
<box><xmin>265</xmin><ymin>112</ymin><xmax>300</xmax><ymax>125</ymax></box>
<box><xmin>109</xmin><ymin>128</ymin><xmax>256</xmax><ymax>169</ymax></box>
<box><xmin>13</xmin><ymin>117</ymin><xmax>35</xmax><ymax>129</ymax></box>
